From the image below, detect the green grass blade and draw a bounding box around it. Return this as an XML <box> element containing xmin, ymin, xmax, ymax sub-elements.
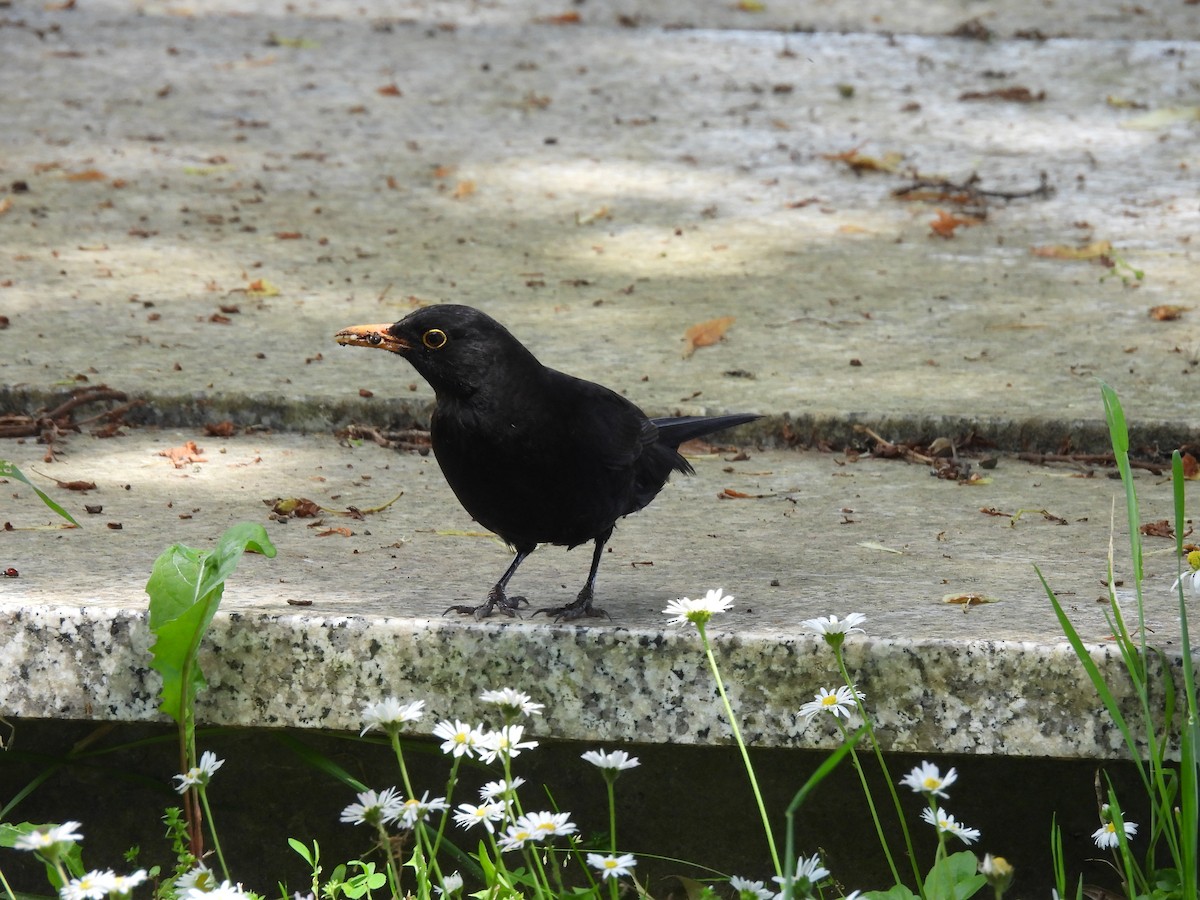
<box><xmin>1037</xmin><ymin>566</ymin><xmax>1150</xmax><ymax>793</ymax></box>
<box><xmin>1171</xmin><ymin>451</ymin><xmax>1199</xmax><ymax>898</ymax></box>
<box><xmin>273</xmin><ymin>733</ymin><xmax>370</xmax><ymax>793</ymax></box>
<box><xmin>0</xmin><ymin>460</ymin><xmax>80</xmax><ymax>527</ymax></box>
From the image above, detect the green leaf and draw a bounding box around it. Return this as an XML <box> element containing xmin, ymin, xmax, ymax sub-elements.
<box><xmin>923</xmin><ymin>851</ymin><xmax>986</xmax><ymax>900</ymax></box>
<box><xmin>289</xmin><ymin>838</ymin><xmax>317</xmax><ymax>868</ymax></box>
<box><xmin>858</xmin><ymin>887</ymin><xmax>918</xmax><ymax>900</ymax></box>
<box><xmin>145</xmin><ymin>523</ymin><xmax>276</xmax><ymax>723</ymax></box>
<box><xmin>0</xmin><ymin>460</ymin><xmax>80</xmax><ymax>527</ymax></box>
<box><xmin>0</xmin><ymin>823</ymin><xmax>85</xmax><ymax>887</ymax></box>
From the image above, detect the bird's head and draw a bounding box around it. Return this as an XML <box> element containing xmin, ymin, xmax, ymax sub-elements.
<box><xmin>335</xmin><ymin>304</ymin><xmax>538</xmax><ymax>400</ymax></box>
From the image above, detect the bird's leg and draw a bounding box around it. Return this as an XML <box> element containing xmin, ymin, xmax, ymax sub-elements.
<box><xmin>533</xmin><ymin>534</ymin><xmax>612</xmax><ymax>622</ymax></box>
<box><xmin>444</xmin><ymin>549</ymin><xmax>532</xmax><ymax>619</ymax></box>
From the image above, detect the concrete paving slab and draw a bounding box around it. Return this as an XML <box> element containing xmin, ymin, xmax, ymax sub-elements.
<box><xmin>3</xmin><ymin>3</ymin><xmax>1199</xmax><ymax>440</ymax></box>
<box><xmin>2</xmin><ymin>1</ymin><xmax>1198</xmax><ymax>759</ymax></box>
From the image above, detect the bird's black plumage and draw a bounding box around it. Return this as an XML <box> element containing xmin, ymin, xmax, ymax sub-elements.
<box><xmin>335</xmin><ymin>305</ymin><xmax>758</xmax><ymax>619</ymax></box>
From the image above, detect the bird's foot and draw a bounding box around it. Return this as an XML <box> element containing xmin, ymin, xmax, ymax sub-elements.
<box><xmin>532</xmin><ymin>588</ymin><xmax>611</xmax><ymax>622</ymax></box>
<box><xmin>444</xmin><ymin>587</ymin><xmax>528</xmax><ymax>620</ymax></box>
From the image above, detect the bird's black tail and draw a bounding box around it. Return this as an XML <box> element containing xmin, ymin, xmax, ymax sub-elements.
<box><xmin>651</xmin><ymin>413</ymin><xmax>760</xmax><ymax>450</ymax></box>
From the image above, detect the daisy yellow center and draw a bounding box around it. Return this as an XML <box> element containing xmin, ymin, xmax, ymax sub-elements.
<box><xmin>1104</xmin><ymin>823</ymin><xmax>1117</xmax><ymax>833</ymax></box>
<box><xmin>821</xmin><ymin>695</ymin><xmax>839</xmax><ymax>707</ymax></box>
<box><xmin>922</xmin><ymin>777</ymin><xmax>941</xmax><ymax>789</ymax></box>
<box><xmin>535</xmin><ymin>822</ymin><xmax>557</xmax><ymax>832</ymax></box>
<box><xmin>602</xmin><ymin>860</ymin><xmax>618</xmax><ymax>870</ymax></box>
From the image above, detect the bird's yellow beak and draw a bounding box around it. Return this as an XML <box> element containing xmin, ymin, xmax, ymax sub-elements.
<box><xmin>334</xmin><ymin>323</ymin><xmax>411</xmax><ymax>353</ymax></box>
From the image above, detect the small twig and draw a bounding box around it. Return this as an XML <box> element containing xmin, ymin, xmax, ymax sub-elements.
<box><xmin>1017</xmin><ymin>451</ymin><xmax>1164</xmax><ymax>476</ymax></box>
<box><xmin>42</xmin><ymin>387</ymin><xmax>129</xmax><ymax>420</ymax></box>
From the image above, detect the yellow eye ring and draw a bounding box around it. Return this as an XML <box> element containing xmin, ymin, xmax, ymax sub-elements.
<box><xmin>422</xmin><ymin>328</ymin><xmax>448</xmax><ymax>350</ymax></box>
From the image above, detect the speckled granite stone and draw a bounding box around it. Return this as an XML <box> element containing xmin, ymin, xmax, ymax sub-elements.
<box><xmin>1</xmin><ymin>602</ymin><xmax>1176</xmax><ymax>759</ymax></box>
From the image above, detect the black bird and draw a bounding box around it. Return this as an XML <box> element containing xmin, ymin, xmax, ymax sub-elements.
<box><xmin>335</xmin><ymin>305</ymin><xmax>758</xmax><ymax>620</ymax></box>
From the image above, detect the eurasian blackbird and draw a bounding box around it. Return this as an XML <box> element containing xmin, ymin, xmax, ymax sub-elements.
<box><xmin>335</xmin><ymin>305</ymin><xmax>758</xmax><ymax>620</ymax></box>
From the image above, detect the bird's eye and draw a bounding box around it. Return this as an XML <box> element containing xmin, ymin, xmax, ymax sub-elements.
<box><xmin>368</xmin><ymin>333</ymin><xmax>382</xmax><ymax>345</ymax></box>
<box><xmin>422</xmin><ymin>328</ymin><xmax>448</xmax><ymax>350</ymax></box>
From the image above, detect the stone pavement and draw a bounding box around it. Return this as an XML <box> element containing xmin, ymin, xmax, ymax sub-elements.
<box><xmin>2</xmin><ymin>0</ymin><xmax>1199</xmax><ymax>759</ymax></box>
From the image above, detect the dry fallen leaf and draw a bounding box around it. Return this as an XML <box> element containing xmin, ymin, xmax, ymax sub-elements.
<box><xmin>534</xmin><ymin>10</ymin><xmax>581</xmax><ymax>23</ymax></box>
<box><xmin>1182</xmin><ymin>453</ymin><xmax>1200</xmax><ymax>480</ymax></box>
<box><xmin>32</xmin><ymin>470</ymin><xmax>96</xmax><ymax>491</ymax></box>
<box><xmin>943</xmin><ymin>592</ymin><xmax>997</xmax><ymax>607</ymax></box>
<box><xmin>158</xmin><ymin>440</ymin><xmax>207</xmax><ymax>468</ymax></box>
<box><xmin>682</xmin><ymin>316</ymin><xmax>735</xmax><ymax>358</ymax></box>
<box><xmin>66</xmin><ymin>169</ymin><xmax>108</xmax><ymax>182</ymax></box>
<box><xmin>376</xmin><ymin>83</ymin><xmax>403</xmax><ymax>97</ymax></box>
<box><xmin>245</xmin><ymin>278</ymin><xmax>281</xmax><ymax>297</ymax></box>
<box><xmin>929</xmin><ymin>209</ymin><xmax>982</xmax><ymax>239</ymax></box>
<box><xmin>1140</xmin><ymin>519</ymin><xmax>1174</xmax><ymax>538</ymax></box>
<box><xmin>857</xmin><ymin>541</ymin><xmax>903</xmax><ymax>555</ymax></box>
<box><xmin>451</xmin><ymin>180</ymin><xmax>476</xmax><ymax>199</ymax></box>
<box><xmin>576</xmin><ymin>205</ymin><xmax>611</xmax><ymax>225</ymax></box>
<box><xmin>1149</xmin><ymin>305</ymin><xmax>1188</xmax><ymax>321</ymax></box>
<box><xmin>1031</xmin><ymin>240</ymin><xmax>1113</xmax><ymax>260</ymax></box>
<box><xmin>821</xmin><ymin>147</ymin><xmax>904</xmax><ymax>174</ymax></box>
<box><xmin>316</xmin><ymin>526</ymin><xmax>353</xmax><ymax>537</ymax></box>
<box><xmin>268</xmin><ymin>497</ymin><xmax>322</xmax><ymax>518</ymax></box>
<box><xmin>959</xmin><ymin>86</ymin><xmax>1045</xmax><ymax>103</ymax></box>
<box><xmin>1120</xmin><ymin>106</ymin><xmax>1200</xmax><ymax>131</ymax></box>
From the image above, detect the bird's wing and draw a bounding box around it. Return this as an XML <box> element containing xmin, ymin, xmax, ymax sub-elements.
<box><xmin>544</xmin><ymin>371</ymin><xmax>657</xmax><ymax>471</ymax></box>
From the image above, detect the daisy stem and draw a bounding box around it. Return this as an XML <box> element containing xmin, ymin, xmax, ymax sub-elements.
<box><xmin>606</xmin><ymin>779</ymin><xmax>618</xmax><ymax>853</ymax></box>
<box><xmin>697</xmin><ymin>622</ymin><xmax>782</xmax><ymax>877</ymax></box>
<box><xmin>521</xmin><ymin>845</ymin><xmax>552</xmax><ymax>900</ymax></box>
<box><xmin>50</xmin><ymin>859</ymin><xmax>70</xmax><ymax>892</ymax></box>
<box><xmin>605</xmin><ymin>780</ymin><xmax>620</xmax><ymax>900</ymax></box>
<box><xmin>196</xmin><ymin>787</ymin><xmax>230</xmax><ymax>882</ymax></box>
<box><xmin>835</xmin><ymin>648</ymin><xmax>923</xmax><ymax>894</ymax></box>
<box><xmin>429</xmin><ymin>756</ymin><xmax>462</xmax><ymax>860</ymax></box>
<box><xmin>375</xmin><ymin>821</ymin><xmax>404</xmax><ymax>900</ymax></box>
<box><xmin>835</xmin><ymin>723</ymin><xmax>900</xmax><ymax>886</ymax></box>
<box><xmin>484</xmin><ymin>831</ymin><xmax>511</xmax><ymax>896</ymax></box>
<box><xmin>389</xmin><ymin>731</ymin><xmax>417</xmax><ymax>800</ymax></box>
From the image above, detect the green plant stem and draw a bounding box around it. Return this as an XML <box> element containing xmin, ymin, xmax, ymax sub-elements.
<box><xmin>429</xmin><ymin>756</ymin><xmax>462</xmax><ymax>860</ymax></box>
<box><xmin>197</xmin><ymin>787</ymin><xmax>230</xmax><ymax>881</ymax></box>
<box><xmin>0</xmin><ymin>863</ymin><xmax>16</xmax><ymax>900</ymax></box>
<box><xmin>833</xmin><ymin>720</ymin><xmax>902</xmax><ymax>888</ymax></box>
<box><xmin>389</xmin><ymin>732</ymin><xmax>417</xmax><ymax>800</ymax></box>
<box><xmin>606</xmin><ymin>779</ymin><xmax>619</xmax><ymax>900</ymax></box>
<box><xmin>374</xmin><ymin>821</ymin><xmax>404</xmax><ymax>900</ymax></box>
<box><xmin>606</xmin><ymin>779</ymin><xmax>618</xmax><ymax>854</ymax></box>
<box><xmin>521</xmin><ymin>844</ymin><xmax>552</xmax><ymax>900</ymax></box>
<box><xmin>696</xmin><ymin>621</ymin><xmax>782</xmax><ymax>877</ymax></box>
<box><xmin>834</xmin><ymin>648</ymin><xmax>922</xmax><ymax>891</ymax></box>
<box><xmin>1171</xmin><ymin>451</ymin><xmax>1199</xmax><ymax>900</ymax></box>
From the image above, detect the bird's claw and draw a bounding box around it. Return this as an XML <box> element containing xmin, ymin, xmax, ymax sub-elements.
<box><xmin>532</xmin><ymin>598</ymin><xmax>611</xmax><ymax>622</ymax></box>
<box><xmin>443</xmin><ymin>592</ymin><xmax>528</xmax><ymax>619</ymax></box>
